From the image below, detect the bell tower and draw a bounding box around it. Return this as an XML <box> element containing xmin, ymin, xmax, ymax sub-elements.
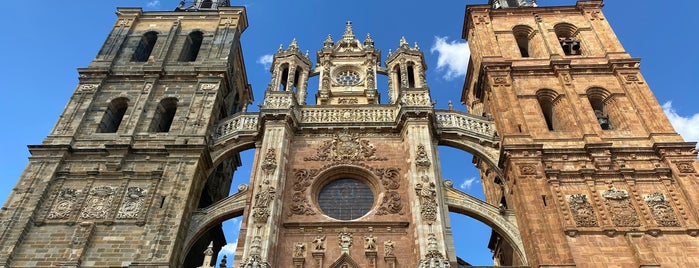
<box><xmin>463</xmin><ymin>0</ymin><xmax>699</xmax><ymax>266</ymax></box>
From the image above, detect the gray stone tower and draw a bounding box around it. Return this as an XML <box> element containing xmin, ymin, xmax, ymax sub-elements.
<box><xmin>0</xmin><ymin>2</ymin><xmax>251</xmax><ymax>267</ymax></box>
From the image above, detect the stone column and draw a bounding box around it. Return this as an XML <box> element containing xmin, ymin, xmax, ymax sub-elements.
<box><xmin>238</xmin><ymin>120</ymin><xmax>294</xmax><ymax>266</ymax></box>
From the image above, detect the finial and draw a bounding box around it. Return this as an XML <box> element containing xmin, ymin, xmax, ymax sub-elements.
<box><xmin>448</xmin><ymin>100</ymin><xmax>454</xmax><ymax>110</ymax></box>
<box><xmin>289</xmin><ymin>38</ymin><xmax>298</xmax><ymax>49</ymax></box>
<box><xmin>531</xmin><ymin>0</ymin><xmax>538</xmax><ymax>7</ymax></box>
<box><xmin>363</xmin><ymin>33</ymin><xmax>374</xmax><ymax>47</ymax></box>
<box><xmin>414</xmin><ymin>42</ymin><xmax>419</xmax><ymax>49</ymax></box>
<box><xmin>219</xmin><ymin>255</ymin><xmax>228</xmax><ymax>268</ymax></box>
<box><xmin>324</xmin><ymin>34</ymin><xmax>334</xmax><ymax>48</ymax></box>
<box><xmin>305</xmin><ymin>50</ymin><xmax>310</xmax><ymax>57</ymax></box>
<box><xmin>399</xmin><ymin>36</ymin><xmax>408</xmax><ymax>47</ymax></box>
<box><xmin>343</xmin><ymin>21</ymin><xmax>355</xmax><ymax>39</ymax></box>
<box><xmin>388</xmin><ymin>49</ymin><xmax>392</xmax><ymax>57</ymax></box>
<box><xmin>278</xmin><ymin>44</ymin><xmax>283</xmax><ymax>52</ymax></box>
<box><xmin>204</xmin><ymin>241</ymin><xmax>214</xmax><ymax>256</ymax></box>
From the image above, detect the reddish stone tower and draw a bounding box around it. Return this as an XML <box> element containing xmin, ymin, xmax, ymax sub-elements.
<box><xmin>463</xmin><ymin>0</ymin><xmax>699</xmax><ymax>266</ymax></box>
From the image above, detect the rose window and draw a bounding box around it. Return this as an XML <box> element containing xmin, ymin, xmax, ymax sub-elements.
<box><xmin>318</xmin><ymin>178</ymin><xmax>373</xmax><ymax>220</ymax></box>
<box><xmin>335</xmin><ymin>70</ymin><xmax>361</xmax><ymax>86</ymax></box>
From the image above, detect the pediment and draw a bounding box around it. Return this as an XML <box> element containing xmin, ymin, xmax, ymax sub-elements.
<box><xmin>329</xmin><ymin>253</ymin><xmax>360</xmax><ymax>268</ymax></box>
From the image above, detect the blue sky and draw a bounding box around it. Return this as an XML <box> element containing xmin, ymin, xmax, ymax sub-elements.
<box><xmin>1</xmin><ymin>0</ymin><xmax>698</xmax><ymax>266</ymax></box>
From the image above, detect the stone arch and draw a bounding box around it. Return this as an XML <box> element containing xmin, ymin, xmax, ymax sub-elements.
<box><xmin>443</xmin><ymin>186</ymin><xmax>527</xmax><ymax>265</ymax></box>
<box><xmin>182</xmin><ymin>186</ymin><xmax>249</xmax><ymax>260</ymax></box>
<box><xmin>437</xmin><ymin>138</ymin><xmax>501</xmax><ymax>179</ymax></box>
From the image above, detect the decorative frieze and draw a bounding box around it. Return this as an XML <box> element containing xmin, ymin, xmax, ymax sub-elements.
<box><xmin>567</xmin><ymin>194</ymin><xmax>598</xmax><ymax>227</ymax></box>
<box><xmin>644</xmin><ymin>192</ymin><xmax>680</xmax><ymax>227</ymax></box>
<box><xmin>304</xmin><ymin>131</ymin><xmax>387</xmax><ymax>162</ymax></box>
<box><xmin>602</xmin><ymin>188</ymin><xmax>640</xmax><ymax>227</ymax></box>
<box><xmin>301</xmin><ymin>107</ymin><xmax>396</xmax><ymax>123</ymax></box>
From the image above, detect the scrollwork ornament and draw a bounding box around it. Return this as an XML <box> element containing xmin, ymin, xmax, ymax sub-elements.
<box><xmin>78</xmin><ymin>84</ymin><xmax>98</xmax><ymax>92</ymax></box>
<box><xmin>676</xmin><ymin>161</ymin><xmax>696</xmax><ymax>173</ymax></box>
<box><xmin>376</xmin><ymin>191</ymin><xmax>403</xmax><ymax>215</ymax></box>
<box><xmin>519</xmin><ymin>165</ymin><xmax>536</xmax><ymax>175</ymax></box>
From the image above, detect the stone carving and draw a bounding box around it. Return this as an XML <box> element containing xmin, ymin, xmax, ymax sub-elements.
<box><xmin>304</xmin><ymin>131</ymin><xmax>387</xmax><ymax>162</ymax></box>
<box><xmin>338</xmin><ymin>228</ymin><xmax>353</xmax><ymax>253</ymax></box>
<box><xmin>78</xmin><ymin>84</ymin><xmax>98</xmax><ymax>92</ymax></box>
<box><xmin>261</xmin><ymin>148</ymin><xmax>277</xmax><ymax>175</ymax></box>
<box><xmin>400</xmin><ymin>92</ymin><xmax>430</xmax><ymax>106</ymax></box>
<box><xmin>383</xmin><ymin>240</ymin><xmax>395</xmax><ymax>257</ymax></box>
<box><xmin>676</xmin><ymin>161</ymin><xmax>696</xmax><ymax>173</ymax></box>
<box><xmin>289</xmin><ymin>169</ymin><xmax>318</xmax><ymax>216</ymax></box>
<box><xmin>568</xmin><ymin>194</ymin><xmax>598</xmax><ymax>227</ymax></box>
<box><xmin>376</xmin><ymin>191</ymin><xmax>403</xmax><ymax>216</ymax></box>
<box><xmin>199</xmin><ymin>83</ymin><xmax>218</xmax><ymax>91</ymax></box>
<box><xmin>48</xmin><ymin>188</ymin><xmax>81</xmax><ymax>220</ymax></box>
<box><xmin>239</xmin><ymin>255</ymin><xmax>270</xmax><ymax>268</ymax></box>
<box><xmin>418</xmin><ymin>233</ymin><xmax>450</xmax><ymax>268</ymax></box>
<box><xmin>416</xmin><ymin>175</ymin><xmax>438</xmax><ymax>223</ymax></box>
<box><xmin>415</xmin><ymin>144</ymin><xmax>431</xmax><ymax>169</ymax></box>
<box><xmin>364</xmin><ymin>234</ymin><xmax>376</xmax><ymax>251</ymax></box>
<box><xmin>644</xmin><ymin>192</ymin><xmax>681</xmax><ymax>227</ymax></box>
<box><xmin>602</xmin><ymin>188</ymin><xmax>640</xmax><ymax>227</ymax></box>
<box><xmin>116</xmin><ymin>187</ymin><xmax>146</xmax><ymax>219</ymax></box>
<box><xmin>80</xmin><ymin>186</ymin><xmax>116</xmax><ymax>219</ymax></box>
<box><xmin>294</xmin><ymin>242</ymin><xmax>306</xmax><ymax>258</ymax></box>
<box><xmin>338</xmin><ymin>98</ymin><xmax>359</xmax><ymax>104</ymax></box>
<box><xmin>519</xmin><ymin>165</ymin><xmax>536</xmax><ymax>175</ymax></box>
<box><xmin>301</xmin><ymin>107</ymin><xmax>396</xmax><ymax>123</ymax></box>
<box><xmin>376</xmin><ymin>168</ymin><xmax>400</xmax><ymax>190</ymax></box>
<box><xmin>263</xmin><ymin>94</ymin><xmax>292</xmax><ymax>108</ymax></box>
<box><xmin>313</xmin><ymin>235</ymin><xmax>326</xmax><ymax>251</ymax></box>
<box><xmin>253</xmin><ymin>180</ymin><xmax>276</xmax><ymax>223</ymax></box>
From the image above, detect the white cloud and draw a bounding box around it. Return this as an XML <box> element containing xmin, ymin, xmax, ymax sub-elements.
<box><xmin>662</xmin><ymin>101</ymin><xmax>699</xmax><ymax>146</ymax></box>
<box><xmin>459</xmin><ymin>177</ymin><xmax>478</xmax><ymax>191</ymax></box>
<box><xmin>219</xmin><ymin>241</ymin><xmax>238</xmax><ymax>256</ymax></box>
<box><xmin>430</xmin><ymin>36</ymin><xmax>470</xmax><ymax>81</ymax></box>
<box><xmin>257</xmin><ymin>54</ymin><xmax>274</xmax><ymax>70</ymax></box>
<box><xmin>146</xmin><ymin>0</ymin><xmax>160</xmax><ymax>7</ymax></box>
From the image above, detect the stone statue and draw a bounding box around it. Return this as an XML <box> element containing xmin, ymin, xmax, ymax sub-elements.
<box><xmin>384</xmin><ymin>240</ymin><xmax>395</xmax><ymax>257</ymax></box>
<box><xmin>293</xmin><ymin>242</ymin><xmax>305</xmax><ymax>258</ymax></box>
<box><xmin>364</xmin><ymin>234</ymin><xmax>376</xmax><ymax>251</ymax></box>
<box><xmin>312</xmin><ymin>235</ymin><xmax>326</xmax><ymax>251</ymax></box>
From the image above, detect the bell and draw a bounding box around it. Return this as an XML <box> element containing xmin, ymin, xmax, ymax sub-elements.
<box><xmin>572</xmin><ymin>41</ymin><xmax>580</xmax><ymax>52</ymax></box>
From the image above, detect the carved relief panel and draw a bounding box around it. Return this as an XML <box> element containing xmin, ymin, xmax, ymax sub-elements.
<box><xmin>602</xmin><ymin>188</ymin><xmax>640</xmax><ymax>227</ymax></box>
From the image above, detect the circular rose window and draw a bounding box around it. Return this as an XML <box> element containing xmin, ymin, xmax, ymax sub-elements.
<box><xmin>318</xmin><ymin>178</ymin><xmax>374</xmax><ymax>220</ymax></box>
<box><xmin>334</xmin><ymin>70</ymin><xmax>361</xmax><ymax>86</ymax></box>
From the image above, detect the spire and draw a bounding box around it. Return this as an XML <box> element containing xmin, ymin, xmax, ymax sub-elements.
<box><xmin>343</xmin><ymin>21</ymin><xmax>355</xmax><ymax>39</ymax></box>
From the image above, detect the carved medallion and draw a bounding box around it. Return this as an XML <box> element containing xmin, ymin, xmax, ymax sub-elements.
<box><xmin>304</xmin><ymin>131</ymin><xmax>386</xmax><ymax>162</ymax></box>
<box><xmin>116</xmin><ymin>187</ymin><xmax>146</xmax><ymax>219</ymax></box>
<box><xmin>48</xmin><ymin>188</ymin><xmax>80</xmax><ymax>220</ymax></box>
<box><xmin>568</xmin><ymin>194</ymin><xmax>598</xmax><ymax>227</ymax></box>
<box><xmin>80</xmin><ymin>186</ymin><xmax>116</xmax><ymax>219</ymax></box>
<box><xmin>644</xmin><ymin>192</ymin><xmax>680</xmax><ymax>227</ymax></box>
<box><xmin>676</xmin><ymin>161</ymin><xmax>696</xmax><ymax>173</ymax></box>
<box><xmin>519</xmin><ymin>165</ymin><xmax>536</xmax><ymax>175</ymax></box>
<box><xmin>602</xmin><ymin>188</ymin><xmax>640</xmax><ymax>227</ymax></box>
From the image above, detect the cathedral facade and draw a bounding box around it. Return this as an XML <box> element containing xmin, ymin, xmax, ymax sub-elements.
<box><xmin>0</xmin><ymin>0</ymin><xmax>697</xmax><ymax>267</ymax></box>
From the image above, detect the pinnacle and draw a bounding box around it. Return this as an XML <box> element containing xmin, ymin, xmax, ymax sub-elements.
<box><xmin>343</xmin><ymin>21</ymin><xmax>355</xmax><ymax>39</ymax></box>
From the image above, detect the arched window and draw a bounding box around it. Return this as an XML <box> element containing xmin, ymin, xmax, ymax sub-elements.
<box><xmin>512</xmin><ymin>25</ymin><xmax>534</xmax><ymax>58</ymax></box>
<box><xmin>97</xmin><ymin>98</ymin><xmax>128</xmax><ymax>133</ymax></box>
<box><xmin>393</xmin><ymin>65</ymin><xmax>403</xmax><ymax>89</ymax></box>
<box><xmin>407</xmin><ymin>63</ymin><xmax>416</xmax><ymax>88</ymax></box>
<box><xmin>279</xmin><ymin>65</ymin><xmax>289</xmax><ymax>91</ymax></box>
<box><xmin>149</xmin><ymin>98</ymin><xmax>178</xmax><ymax>132</ymax></box>
<box><xmin>536</xmin><ymin>89</ymin><xmax>560</xmax><ymax>131</ymax></box>
<box><xmin>554</xmin><ymin>23</ymin><xmax>581</xmax><ymax>56</ymax></box>
<box><xmin>587</xmin><ymin>88</ymin><xmax>614</xmax><ymax>130</ymax></box>
<box><xmin>132</xmin><ymin>31</ymin><xmax>158</xmax><ymax>62</ymax></box>
<box><xmin>179</xmin><ymin>31</ymin><xmax>204</xmax><ymax>62</ymax></box>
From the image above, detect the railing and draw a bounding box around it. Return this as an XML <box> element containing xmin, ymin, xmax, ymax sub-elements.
<box><xmin>435</xmin><ymin>110</ymin><xmax>496</xmax><ymax>138</ymax></box>
<box><xmin>213</xmin><ymin>113</ymin><xmax>259</xmax><ymax>139</ymax></box>
<box><xmin>299</xmin><ymin>106</ymin><xmax>397</xmax><ymax>123</ymax></box>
